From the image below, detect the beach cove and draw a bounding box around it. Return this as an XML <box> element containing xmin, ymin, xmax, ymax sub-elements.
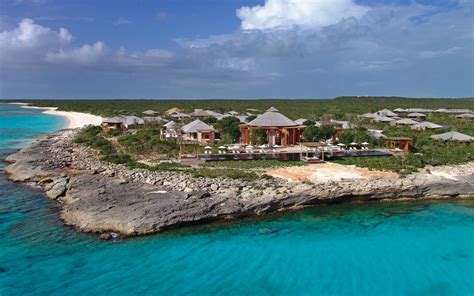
<box><xmin>0</xmin><ymin>103</ymin><xmax>473</xmax><ymax>295</ymax></box>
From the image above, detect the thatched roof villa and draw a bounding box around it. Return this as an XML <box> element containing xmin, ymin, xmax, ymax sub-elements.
<box><xmin>239</xmin><ymin>107</ymin><xmax>305</xmax><ymax>146</ymax></box>
<box><xmin>181</xmin><ymin>119</ymin><xmax>216</xmax><ymax>143</ymax></box>
<box><xmin>431</xmin><ymin>131</ymin><xmax>473</xmax><ymax>142</ymax></box>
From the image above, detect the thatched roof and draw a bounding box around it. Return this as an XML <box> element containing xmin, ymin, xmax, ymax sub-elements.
<box><xmin>102</xmin><ymin>117</ymin><xmax>124</xmax><ymax>124</ymax></box>
<box><xmin>411</xmin><ymin>121</ymin><xmax>443</xmax><ymax>130</ymax></box>
<box><xmin>190</xmin><ymin>109</ymin><xmax>222</xmax><ymax>117</ymax></box>
<box><xmin>295</xmin><ymin>118</ymin><xmax>307</xmax><ymax>125</ymax></box>
<box><xmin>165</xmin><ymin>107</ymin><xmax>183</xmax><ymax>115</ymax></box>
<box><xmin>164</xmin><ymin>121</ymin><xmax>176</xmax><ymax>129</ymax></box>
<box><xmin>431</xmin><ymin>131</ymin><xmax>474</xmax><ymax>142</ymax></box>
<box><xmin>373</xmin><ymin>115</ymin><xmax>395</xmax><ymax>122</ymax></box>
<box><xmin>142</xmin><ymin>110</ymin><xmax>159</xmax><ymax>115</ymax></box>
<box><xmin>394</xmin><ymin>118</ymin><xmax>419</xmax><ymax>125</ymax></box>
<box><xmin>246</xmin><ymin>107</ymin><xmax>298</xmax><ymax>127</ymax></box>
<box><xmin>406</xmin><ymin>108</ymin><xmax>433</xmax><ymax>113</ymax></box>
<box><xmin>361</xmin><ymin>113</ymin><xmax>376</xmax><ymax>118</ymax></box>
<box><xmin>377</xmin><ymin>109</ymin><xmax>398</xmax><ymax>117</ymax></box>
<box><xmin>102</xmin><ymin>116</ymin><xmax>144</xmax><ymax>127</ymax></box>
<box><xmin>455</xmin><ymin>113</ymin><xmax>474</xmax><ymax>119</ymax></box>
<box><xmin>181</xmin><ymin>119</ymin><xmax>215</xmax><ymax>133</ymax></box>
<box><xmin>407</xmin><ymin>112</ymin><xmax>426</xmax><ymax>117</ymax></box>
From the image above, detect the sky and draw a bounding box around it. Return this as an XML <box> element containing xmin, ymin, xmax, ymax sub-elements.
<box><xmin>0</xmin><ymin>0</ymin><xmax>473</xmax><ymax>99</ymax></box>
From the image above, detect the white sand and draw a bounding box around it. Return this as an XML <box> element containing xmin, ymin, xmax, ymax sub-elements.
<box><xmin>267</xmin><ymin>162</ymin><xmax>398</xmax><ymax>183</ymax></box>
<box><xmin>43</xmin><ymin>109</ymin><xmax>103</xmax><ymax>129</ymax></box>
<box><xmin>13</xmin><ymin>103</ymin><xmax>103</xmax><ymax>129</ymax></box>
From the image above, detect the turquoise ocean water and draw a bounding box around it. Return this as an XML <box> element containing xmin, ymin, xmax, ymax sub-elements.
<box><xmin>0</xmin><ymin>103</ymin><xmax>473</xmax><ymax>295</ymax></box>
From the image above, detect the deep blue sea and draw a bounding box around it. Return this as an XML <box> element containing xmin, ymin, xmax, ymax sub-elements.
<box><xmin>0</xmin><ymin>103</ymin><xmax>473</xmax><ymax>295</ymax></box>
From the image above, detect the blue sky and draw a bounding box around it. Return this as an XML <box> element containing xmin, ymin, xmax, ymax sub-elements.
<box><xmin>0</xmin><ymin>0</ymin><xmax>472</xmax><ymax>99</ymax></box>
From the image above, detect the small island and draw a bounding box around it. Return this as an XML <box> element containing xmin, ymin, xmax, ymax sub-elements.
<box><xmin>4</xmin><ymin>97</ymin><xmax>474</xmax><ymax>238</ymax></box>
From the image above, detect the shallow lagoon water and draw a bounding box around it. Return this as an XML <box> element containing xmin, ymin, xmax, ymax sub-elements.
<box><xmin>0</xmin><ymin>103</ymin><xmax>473</xmax><ymax>295</ymax></box>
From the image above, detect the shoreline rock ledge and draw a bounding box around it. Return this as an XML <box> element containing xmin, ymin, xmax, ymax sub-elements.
<box><xmin>4</xmin><ymin>129</ymin><xmax>474</xmax><ymax>237</ymax></box>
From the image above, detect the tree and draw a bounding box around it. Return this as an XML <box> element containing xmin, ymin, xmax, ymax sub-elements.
<box><xmin>246</xmin><ymin>114</ymin><xmax>257</xmax><ymax>122</ymax></box>
<box><xmin>303</xmin><ymin>125</ymin><xmax>336</xmax><ymax>142</ymax></box>
<box><xmin>339</xmin><ymin>127</ymin><xmax>372</xmax><ymax>145</ymax></box>
<box><xmin>214</xmin><ymin>116</ymin><xmax>241</xmax><ymax>144</ymax></box>
<box><xmin>202</xmin><ymin>116</ymin><xmax>217</xmax><ymax>125</ymax></box>
<box><xmin>303</xmin><ymin>126</ymin><xmax>319</xmax><ymax>142</ymax></box>
<box><xmin>319</xmin><ymin>126</ymin><xmax>336</xmax><ymax>139</ymax></box>
<box><xmin>250</xmin><ymin>128</ymin><xmax>266</xmax><ymax>145</ymax></box>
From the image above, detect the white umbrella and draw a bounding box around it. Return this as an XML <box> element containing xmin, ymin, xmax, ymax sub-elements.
<box><xmin>259</xmin><ymin>144</ymin><xmax>267</xmax><ymax>148</ymax></box>
<box><xmin>273</xmin><ymin>145</ymin><xmax>280</xmax><ymax>148</ymax></box>
<box><xmin>204</xmin><ymin>146</ymin><xmax>212</xmax><ymax>149</ymax></box>
<box><xmin>361</xmin><ymin>142</ymin><xmax>369</xmax><ymax>146</ymax></box>
<box><xmin>245</xmin><ymin>145</ymin><xmax>254</xmax><ymax>149</ymax></box>
<box><xmin>350</xmin><ymin>142</ymin><xmax>358</xmax><ymax>146</ymax></box>
<box><xmin>218</xmin><ymin>146</ymin><xmax>226</xmax><ymax>149</ymax></box>
<box><xmin>337</xmin><ymin>143</ymin><xmax>345</xmax><ymax>146</ymax></box>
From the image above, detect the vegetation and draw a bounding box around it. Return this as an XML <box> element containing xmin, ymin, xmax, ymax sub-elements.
<box><xmin>117</xmin><ymin>128</ymin><xmax>179</xmax><ymax>157</ymax></box>
<box><xmin>190</xmin><ymin>168</ymin><xmax>261</xmax><ymax>181</ymax></box>
<box><xmin>36</xmin><ymin>97</ymin><xmax>474</xmax><ymax>174</ymax></box>
<box><xmin>214</xmin><ymin>116</ymin><xmax>241</xmax><ymax>144</ymax></box>
<box><xmin>250</xmin><ymin>128</ymin><xmax>267</xmax><ymax>145</ymax></box>
<box><xmin>339</xmin><ymin>127</ymin><xmax>380</xmax><ymax>146</ymax></box>
<box><xmin>332</xmin><ymin>155</ymin><xmax>424</xmax><ymax>175</ymax></box>
<box><xmin>75</xmin><ymin>125</ymin><xmax>133</xmax><ymax>165</ymax></box>
<box><xmin>203</xmin><ymin>159</ymin><xmax>304</xmax><ymax>169</ymax></box>
<box><xmin>302</xmin><ymin>125</ymin><xmax>336</xmax><ymax>142</ymax></box>
<box><xmin>9</xmin><ymin>96</ymin><xmax>473</xmax><ymax>119</ymax></box>
<box><xmin>74</xmin><ymin>126</ymin><xmax>278</xmax><ymax>179</ymax></box>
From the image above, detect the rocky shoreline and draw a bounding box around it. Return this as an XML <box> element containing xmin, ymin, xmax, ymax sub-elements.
<box><xmin>3</xmin><ymin>129</ymin><xmax>474</xmax><ymax>238</ymax></box>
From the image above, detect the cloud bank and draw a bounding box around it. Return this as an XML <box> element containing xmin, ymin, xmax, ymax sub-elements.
<box><xmin>0</xmin><ymin>0</ymin><xmax>473</xmax><ymax>98</ymax></box>
<box><xmin>237</xmin><ymin>0</ymin><xmax>370</xmax><ymax>30</ymax></box>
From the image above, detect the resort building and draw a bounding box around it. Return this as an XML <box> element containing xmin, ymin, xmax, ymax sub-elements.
<box><xmin>406</xmin><ymin>108</ymin><xmax>433</xmax><ymax>113</ymax></box>
<box><xmin>376</xmin><ymin>109</ymin><xmax>398</xmax><ymax>117</ymax></box>
<box><xmin>142</xmin><ymin>110</ymin><xmax>159</xmax><ymax>116</ymax></box>
<box><xmin>181</xmin><ymin>119</ymin><xmax>216</xmax><ymax>143</ymax></box>
<box><xmin>407</xmin><ymin>112</ymin><xmax>427</xmax><ymax>121</ymax></box>
<box><xmin>315</xmin><ymin>120</ymin><xmax>353</xmax><ymax>138</ymax></box>
<box><xmin>392</xmin><ymin>118</ymin><xmax>419</xmax><ymax>126</ymax></box>
<box><xmin>384</xmin><ymin>137</ymin><xmax>412</xmax><ymax>152</ymax></box>
<box><xmin>411</xmin><ymin>121</ymin><xmax>443</xmax><ymax>131</ymax></box>
<box><xmin>165</xmin><ymin>107</ymin><xmax>183</xmax><ymax>115</ymax></box>
<box><xmin>455</xmin><ymin>113</ymin><xmax>474</xmax><ymax>121</ymax></box>
<box><xmin>190</xmin><ymin>109</ymin><xmax>222</xmax><ymax>118</ymax></box>
<box><xmin>160</xmin><ymin>121</ymin><xmax>178</xmax><ymax>140</ymax></box>
<box><xmin>295</xmin><ymin>118</ymin><xmax>308</xmax><ymax>125</ymax></box>
<box><xmin>436</xmin><ymin>108</ymin><xmax>473</xmax><ymax>114</ymax></box>
<box><xmin>169</xmin><ymin>112</ymin><xmax>191</xmax><ymax>120</ymax></box>
<box><xmin>239</xmin><ymin>107</ymin><xmax>305</xmax><ymax>146</ymax></box>
<box><xmin>101</xmin><ymin>116</ymin><xmax>145</xmax><ymax>132</ymax></box>
<box><xmin>431</xmin><ymin>131</ymin><xmax>473</xmax><ymax>143</ymax></box>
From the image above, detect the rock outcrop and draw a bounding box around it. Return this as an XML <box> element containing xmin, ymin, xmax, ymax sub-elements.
<box><xmin>4</xmin><ymin>129</ymin><xmax>474</xmax><ymax>237</ymax></box>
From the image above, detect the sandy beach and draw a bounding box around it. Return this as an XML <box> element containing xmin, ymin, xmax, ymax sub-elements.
<box><xmin>11</xmin><ymin>103</ymin><xmax>103</xmax><ymax>129</ymax></box>
<box><xmin>43</xmin><ymin>109</ymin><xmax>103</xmax><ymax>129</ymax></box>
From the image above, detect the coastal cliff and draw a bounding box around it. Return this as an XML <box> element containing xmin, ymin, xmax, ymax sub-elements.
<box><xmin>4</xmin><ymin>129</ymin><xmax>474</xmax><ymax>237</ymax></box>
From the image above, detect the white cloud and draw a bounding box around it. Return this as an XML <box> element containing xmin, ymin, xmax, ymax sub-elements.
<box><xmin>237</xmin><ymin>0</ymin><xmax>370</xmax><ymax>30</ymax></box>
<box><xmin>113</xmin><ymin>17</ymin><xmax>132</xmax><ymax>26</ymax></box>
<box><xmin>215</xmin><ymin>57</ymin><xmax>255</xmax><ymax>71</ymax></box>
<box><xmin>0</xmin><ymin>19</ymin><xmax>175</xmax><ymax>69</ymax></box>
<box><xmin>46</xmin><ymin>41</ymin><xmax>106</xmax><ymax>65</ymax></box>
<box><xmin>0</xmin><ymin>18</ymin><xmax>71</xmax><ymax>52</ymax></box>
<box><xmin>419</xmin><ymin>47</ymin><xmax>462</xmax><ymax>59</ymax></box>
